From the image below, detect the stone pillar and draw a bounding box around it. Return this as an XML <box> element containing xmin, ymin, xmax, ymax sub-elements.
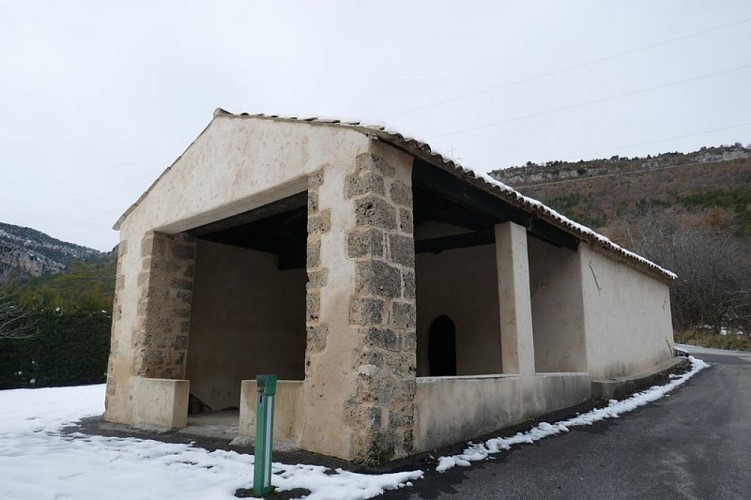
<box><xmin>132</xmin><ymin>231</ymin><xmax>196</xmax><ymax>379</ymax></box>
<box><xmin>345</xmin><ymin>151</ymin><xmax>416</xmax><ymax>464</ymax></box>
<box><xmin>304</xmin><ymin>171</ymin><xmax>330</xmax><ymax>372</ymax></box>
<box><xmin>495</xmin><ymin>222</ymin><xmax>535</xmax><ymax>376</ymax></box>
<box><xmin>105</xmin><ymin>240</ymin><xmax>129</xmax><ymax>407</ymax></box>
<box><xmin>300</xmin><ymin>146</ymin><xmax>415</xmax><ymax>464</ymax></box>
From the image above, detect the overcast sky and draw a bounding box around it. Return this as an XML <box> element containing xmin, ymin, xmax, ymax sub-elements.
<box><xmin>2</xmin><ymin>1</ymin><xmax>750</xmax><ymax>251</ymax></box>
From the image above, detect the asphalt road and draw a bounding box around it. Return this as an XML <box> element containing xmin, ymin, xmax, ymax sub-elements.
<box><xmin>384</xmin><ymin>345</ymin><xmax>751</xmax><ymax>500</ymax></box>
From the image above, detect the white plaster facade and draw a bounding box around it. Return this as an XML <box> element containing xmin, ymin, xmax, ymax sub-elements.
<box><xmin>105</xmin><ymin>110</ymin><xmax>676</xmax><ymax>464</ymax></box>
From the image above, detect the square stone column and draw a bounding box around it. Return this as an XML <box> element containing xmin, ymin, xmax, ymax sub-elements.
<box><xmin>495</xmin><ymin>222</ymin><xmax>535</xmax><ymax>376</ymax></box>
<box><xmin>301</xmin><ymin>144</ymin><xmax>416</xmax><ymax>464</ymax></box>
<box><xmin>132</xmin><ymin>231</ymin><xmax>196</xmax><ymax>379</ymax></box>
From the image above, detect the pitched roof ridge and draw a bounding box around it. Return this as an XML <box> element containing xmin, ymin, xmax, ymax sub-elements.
<box><xmin>123</xmin><ymin>109</ymin><xmax>675</xmax><ymax>281</ymax></box>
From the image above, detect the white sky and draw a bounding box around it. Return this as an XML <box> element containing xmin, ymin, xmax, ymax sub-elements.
<box><xmin>1</xmin><ymin>0</ymin><xmax>750</xmax><ymax>251</ymax></box>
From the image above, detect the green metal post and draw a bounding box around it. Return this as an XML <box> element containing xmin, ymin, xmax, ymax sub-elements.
<box><xmin>253</xmin><ymin>374</ymin><xmax>277</xmax><ymax>496</ymax></box>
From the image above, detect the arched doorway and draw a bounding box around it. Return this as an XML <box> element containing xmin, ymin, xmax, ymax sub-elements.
<box><xmin>428</xmin><ymin>315</ymin><xmax>456</xmax><ymax>376</ymax></box>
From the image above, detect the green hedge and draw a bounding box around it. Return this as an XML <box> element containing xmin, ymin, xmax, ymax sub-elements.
<box><xmin>0</xmin><ymin>309</ymin><xmax>111</xmax><ymax>389</ymax></box>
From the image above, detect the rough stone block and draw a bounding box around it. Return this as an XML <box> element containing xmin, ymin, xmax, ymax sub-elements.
<box><xmin>355</xmin><ymin>260</ymin><xmax>402</xmax><ymax>298</ymax></box>
<box><xmin>306</xmin><ymin>268</ymin><xmax>329</xmax><ymax>290</ymax></box>
<box><xmin>178</xmin><ymin>320</ymin><xmax>191</xmax><ymax>335</ymax></box>
<box><xmin>173</xmin><ymin>351</ymin><xmax>186</xmax><ymax>366</ymax></box>
<box><xmin>170</xmin><ymin>335</ymin><xmax>188</xmax><ymax>350</ymax></box>
<box><xmin>354</xmin><ymin>348</ymin><xmax>384</xmax><ymax>369</ymax></box>
<box><xmin>346</xmin><ymin>169</ymin><xmax>385</xmax><ymax>199</ymax></box>
<box><xmin>355</xmin><ymin>195</ymin><xmax>397</xmax><ymax>230</ymax></box>
<box><xmin>171</xmin><ymin>243</ymin><xmax>196</xmax><ymax>261</ymax></box>
<box><xmin>363</xmin><ymin>327</ymin><xmax>399</xmax><ymax>351</ymax></box>
<box><xmin>401</xmin><ymin>269</ymin><xmax>416</xmax><ymax>300</ymax></box>
<box><xmin>388</xmin><ymin>403</ymin><xmax>415</xmax><ymax>428</ymax></box>
<box><xmin>398</xmin><ymin>208</ymin><xmax>413</xmax><ymax>235</ymax></box>
<box><xmin>349</xmin><ymin>297</ymin><xmax>384</xmax><ymax>325</ymax></box>
<box><xmin>307</xmin><ymin>209</ymin><xmax>331</xmax><ymax>235</ymax></box>
<box><xmin>347</xmin><ymin>404</ymin><xmax>383</xmax><ymax>429</ymax></box>
<box><xmin>307</xmin><ymin>237</ymin><xmax>321</xmax><ymax>268</ymax></box>
<box><xmin>355</xmin><ymin>373</ymin><xmax>396</xmax><ymax>404</ymax></box>
<box><xmin>306</xmin><ymin>324</ymin><xmax>328</xmax><ymax>352</ymax></box>
<box><xmin>393</xmin><ymin>378</ymin><xmax>417</xmax><ymax>402</ymax></box>
<box><xmin>306</xmin><ymin>290</ymin><xmax>320</xmax><ymax>321</ymax></box>
<box><xmin>391</xmin><ymin>301</ymin><xmax>416</xmax><ymax>329</ymax></box>
<box><xmin>402</xmin><ymin>329</ymin><xmax>417</xmax><ymax>352</ymax></box>
<box><xmin>388</xmin><ymin>233</ymin><xmax>414</xmax><ymax>267</ymax></box>
<box><xmin>307</xmin><ymin>189</ymin><xmax>319</xmax><ymax>213</ymax></box>
<box><xmin>389</xmin><ymin>180</ymin><xmax>412</xmax><ymax>207</ymax></box>
<box><xmin>175</xmin><ymin>290</ymin><xmax>192</xmax><ymax>304</ymax></box>
<box><xmin>308</xmin><ymin>171</ymin><xmax>324</xmax><ymax>188</ymax></box>
<box><xmin>182</xmin><ymin>264</ymin><xmax>195</xmax><ymax>279</ymax></box>
<box><xmin>356</xmin><ymin>152</ymin><xmax>395</xmax><ymax>178</ymax></box>
<box><xmin>347</xmin><ymin>228</ymin><xmax>384</xmax><ymax>259</ymax></box>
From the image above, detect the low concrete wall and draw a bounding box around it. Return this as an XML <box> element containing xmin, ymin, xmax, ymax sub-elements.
<box><xmin>239</xmin><ymin>380</ymin><xmax>304</xmax><ymax>448</ymax></box>
<box><xmin>131</xmin><ymin>377</ymin><xmax>190</xmax><ymax>429</ymax></box>
<box><xmin>591</xmin><ymin>356</ymin><xmax>689</xmax><ymax>399</ymax></box>
<box><xmin>530</xmin><ymin>372</ymin><xmax>591</xmax><ymax>415</ymax></box>
<box><xmin>414</xmin><ymin>373</ymin><xmax>590</xmax><ymax>451</ymax></box>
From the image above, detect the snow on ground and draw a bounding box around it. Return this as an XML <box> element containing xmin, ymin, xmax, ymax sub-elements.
<box><xmin>0</xmin><ymin>356</ymin><xmax>709</xmax><ymax>498</ymax></box>
<box><xmin>435</xmin><ymin>356</ymin><xmax>710</xmax><ymax>472</ymax></box>
<box><xmin>0</xmin><ymin>385</ymin><xmax>421</xmax><ymax>500</ymax></box>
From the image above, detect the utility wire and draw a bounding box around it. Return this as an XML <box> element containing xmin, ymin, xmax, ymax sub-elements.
<box><xmin>381</xmin><ymin>17</ymin><xmax>751</xmax><ymax>119</ymax></box>
<box><xmin>8</xmin><ymin>183</ymin><xmax>144</xmax><ymax>227</ymax></box>
<box><xmin>427</xmin><ymin>63</ymin><xmax>751</xmax><ymax>140</ymax></box>
<box><xmin>557</xmin><ymin>122</ymin><xmax>751</xmax><ymax>163</ymax></box>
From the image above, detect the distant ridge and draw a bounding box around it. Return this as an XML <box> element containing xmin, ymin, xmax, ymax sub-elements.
<box><xmin>489</xmin><ymin>143</ymin><xmax>751</xmax><ymax>240</ymax></box>
<box><xmin>0</xmin><ymin>222</ymin><xmax>105</xmax><ymax>284</ymax></box>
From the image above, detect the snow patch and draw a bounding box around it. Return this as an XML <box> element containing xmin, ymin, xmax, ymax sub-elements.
<box><xmin>0</xmin><ymin>356</ymin><xmax>709</xmax><ymax>497</ymax></box>
<box><xmin>435</xmin><ymin>356</ymin><xmax>708</xmax><ymax>472</ymax></box>
<box><xmin>0</xmin><ymin>385</ymin><xmax>421</xmax><ymax>500</ymax></box>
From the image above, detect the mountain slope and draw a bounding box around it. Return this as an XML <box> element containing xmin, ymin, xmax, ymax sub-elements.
<box><xmin>0</xmin><ymin>222</ymin><xmax>105</xmax><ymax>284</ymax></box>
<box><xmin>489</xmin><ymin>143</ymin><xmax>751</xmax><ymax>242</ymax></box>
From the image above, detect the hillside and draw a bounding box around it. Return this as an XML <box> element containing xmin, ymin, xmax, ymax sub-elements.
<box><xmin>490</xmin><ymin>143</ymin><xmax>751</xmax><ymax>337</ymax></box>
<box><xmin>489</xmin><ymin>143</ymin><xmax>751</xmax><ymax>244</ymax></box>
<box><xmin>0</xmin><ymin>222</ymin><xmax>106</xmax><ymax>284</ymax></box>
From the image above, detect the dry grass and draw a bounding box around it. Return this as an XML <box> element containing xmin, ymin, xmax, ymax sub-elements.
<box><xmin>675</xmin><ymin>330</ymin><xmax>751</xmax><ymax>352</ymax></box>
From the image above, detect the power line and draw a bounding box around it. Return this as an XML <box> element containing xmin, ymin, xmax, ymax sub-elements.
<box><xmin>558</xmin><ymin>122</ymin><xmax>751</xmax><ymax>162</ymax></box>
<box><xmin>9</xmin><ymin>183</ymin><xmax>144</xmax><ymax>227</ymax></box>
<box><xmin>427</xmin><ymin>63</ymin><xmax>751</xmax><ymax>140</ymax></box>
<box><xmin>381</xmin><ymin>18</ymin><xmax>751</xmax><ymax>119</ymax></box>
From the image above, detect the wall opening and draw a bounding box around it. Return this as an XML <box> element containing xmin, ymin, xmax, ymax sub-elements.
<box><xmin>412</xmin><ymin>182</ymin><xmax>503</xmax><ymax>377</ymax></box>
<box><xmin>184</xmin><ymin>193</ymin><xmax>308</xmax><ymax>412</ymax></box>
<box><xmin>428</xmin><ymin>315</ymin><xmax>456</xmax><ymax>376</ymax></box>
<box><xmin>410</xmin><ymin>162</ymin><xmax>582</xmax><ymax>378</ymax></box>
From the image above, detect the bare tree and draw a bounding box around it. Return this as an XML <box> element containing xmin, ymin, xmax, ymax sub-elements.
<box><xmin>0</xmin><ymin>288</ymin><xmax>34</xmax><ymax>339</ymax></box>
<box><xmin>618</xmin><ymin>211</ymin><xmax>751</xmax><ymax>335</ymax></box>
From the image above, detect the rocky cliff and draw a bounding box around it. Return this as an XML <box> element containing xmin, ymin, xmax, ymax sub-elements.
<box><xmin>0</xmin><ymin>222</ymin><xmax>104</xmax><ymax>284</ymax></box>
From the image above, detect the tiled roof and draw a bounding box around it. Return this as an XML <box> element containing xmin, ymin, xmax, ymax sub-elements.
<box><xmin>120</xmin><ymin>109</ymin><xmax>676</xmax><ymax>281</ymax></box>
<box><xmin>215</xmin><ymin>110</ymin><xmax>675</xmax><ymax>281</ymax></box>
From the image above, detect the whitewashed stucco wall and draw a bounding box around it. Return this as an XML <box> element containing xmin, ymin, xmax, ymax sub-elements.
<box><xmin>580</xmin><ymin>244</ymin><xmax>674</xmax><ymax>380</ymax></box>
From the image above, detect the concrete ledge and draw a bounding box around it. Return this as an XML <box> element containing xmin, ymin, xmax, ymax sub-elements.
<box><xmin>591</xmin><ymin>356</ymin><xmax>690</xmax><ymax>400</ymax></box>
<box><xmin>239</xmin><ymin>379</ymin><xmax>303</xmax><ymax>450</ymax></box>
<box><xmin>414</xmin><ymin>372</ymin><xmax>590</xmax><ymax>452</ymax></box>
<box><xmin>131</xmin><ymin>377</ymin><xmax>189</xmax><ymax>429</ymax></box>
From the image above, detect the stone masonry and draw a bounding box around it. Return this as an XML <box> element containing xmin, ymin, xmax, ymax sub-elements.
<box><xmin>105</xmin><ymin>240</ymin><xmax>128</xmax><ymax>404</ymax></box>
<box><xmin>132</xmin><ymin>231</ymin><xmax>196</xmax><ymax>379</ymax></box>
<box><xmin>344</xmin><ymin>152</ymin><xmax>417</xmax><ymax>464</ymax></box>
<box><xmin>305</xmin><ymin>171</ymin><xmax>330</xmax><ymax>376</ymax></box>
